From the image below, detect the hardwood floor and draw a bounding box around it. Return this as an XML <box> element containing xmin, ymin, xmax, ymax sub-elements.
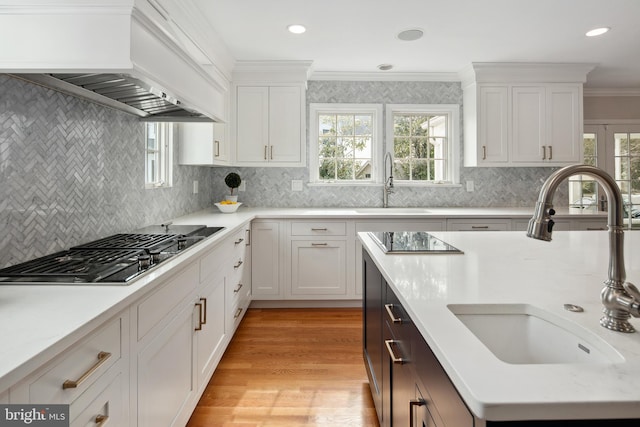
<box><xmin>187</xmin><ymin>308</ymin><xmax>380</xmax><ymax>427</ymax></box>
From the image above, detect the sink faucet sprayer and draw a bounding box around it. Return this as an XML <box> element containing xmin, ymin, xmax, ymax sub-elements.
<box><xmin>383</xmin><ymin>152</ymin><xmax>394</xmax><ymax>208</ymax></box>
<box><xmin>527</xmin><ymin>164</ymin><xmax>640</xmax><ymax>333</ymax></box>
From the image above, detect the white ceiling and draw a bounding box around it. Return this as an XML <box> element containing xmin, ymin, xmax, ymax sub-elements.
<box><xmin>194</xmin><ymin>0</ymin><xmax>640</xmax><ymax>89</ymax></box>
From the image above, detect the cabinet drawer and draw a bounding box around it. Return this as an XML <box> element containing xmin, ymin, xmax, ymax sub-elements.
<box><xmin>70</xmin><ymin>370</ymin><xmax>125</xmax><ymax>427</ymax></box>
<box><xmin>413</xmin><ymin>331</ymin><xmax>473</xmax><ymax>427</ymax></box>
<box><xmin>291</xmin><ymin>221</ymin><xmax>347</xmax><ymax>236</ymax></box>
<box><xmin>137</xmin><ymin>262</ymin><xmax>198</xmax><ymax>341</ymax></box>
<box><xmin>446</xmin><ymin>219</ymin><xmax>511</xmax><ymax>231</ymax></box>
<box><xmin>18</xmin><ymin>315</ymin><xmax>123</xmax><ymax>405</ymax></box>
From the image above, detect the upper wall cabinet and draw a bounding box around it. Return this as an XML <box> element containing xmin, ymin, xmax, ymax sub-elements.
<box><xmin>178</xmin><ymin>122</ymin><xmax>230</xmax><ymax>166</ymax></box>
<box><xmin>462</xmin><ymin>63</ymin><xmax>594</xmax><ymax>167</ymax></box>
<box><xmin>231</xmin><ymin>61</ymin><xmax>311</xmax><ymax>167</ymax></box>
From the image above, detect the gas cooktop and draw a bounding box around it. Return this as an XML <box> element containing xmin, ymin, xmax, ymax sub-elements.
<box><xmin>0</xmin><ymin>225</ymin><xmax>224</xmax><ymax>285</ymax></box>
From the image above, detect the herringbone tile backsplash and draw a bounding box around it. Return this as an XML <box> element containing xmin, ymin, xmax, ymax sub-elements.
<box><xmin>1</xmin><ymin>76</ymin><xmax>566</xmax><ymax>267</ymax></box>
<box><xmin>0</xmin><ymin>75</ymin><xmax>215</xmax><ymax>267</ymax></box>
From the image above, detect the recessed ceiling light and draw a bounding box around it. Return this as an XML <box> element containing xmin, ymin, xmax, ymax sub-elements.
<box><xmin>378</xmin><ymin>64</ymin><xmax>393</xmax><ymax>71</ymax></box>
<box><xmin>397</xmin><ymin>28</ymin><xmax>424</xmax><ymax>41</ymax></box>
<box><xmin>586</xmin><ymin>27</ymin><xmax>610</xmax><ymax>37</ymax></box>
<box><xmin>287</xmin><ymin>24</ymin><xmax>306</xmax><ymax>34</ymax></box>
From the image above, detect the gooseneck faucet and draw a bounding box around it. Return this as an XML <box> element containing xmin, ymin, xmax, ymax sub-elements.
<box><xmin>527</xmin><ymin>164</ymin><xmax>640</xmax><ymax>332</ymax></box>
<box><xmin>383</xmin><ymin>152</ymin><xmax>394</xmax><ymax>208</ymax></box>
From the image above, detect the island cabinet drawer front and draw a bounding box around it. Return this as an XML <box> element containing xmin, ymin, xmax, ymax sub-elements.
<box><xmin>290</xmin><ymin>221</ymin><xmax>347</xmax><ymax>236</ymax></box>
<box><xmin>16</xmin><ymin>315</ymin><xmax>123</xmax><ymax>405</ymax></box>
<box><xmin>413</xmin><ymin>332</ymin><xmax>473</xmax><ymax>427</ymax></box>
<box><xmin>69</xmin><ymin>370</ymin><xmax>125</xmax><ymax>427</ymax></box>
<box><xmin>137</xmin><ymin>262</ymin><xmax>199</xmax><ymax>341</ymax></box>
<box><xmin>446</xmin><ymin>219</ymin><xmax>511</xmax><ymax>231</ymax></box>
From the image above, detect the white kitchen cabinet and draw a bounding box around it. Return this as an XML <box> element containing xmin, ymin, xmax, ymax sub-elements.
<box><xmin>476</xmin><ymin>85</ymin><xmax>509</xmax><ymax>164</ymax></box>
<box><xmin>511</xmin><ymin>85</ymin><xmax>582</xmax><ymax>164</ymax></box>
<box><xmin>135</xmin><ymin>263</ymin><xmax>200</xmax><ymax>427</ymax></box>
<box><xmin>195</xmin><ymin>270</ymin><xmax>226</xmax><ymax>386</ymax></box>
<box><xmin>291</xmin><ymin>240</ymin><xmax>347</xmax><ymax>296</ymax></box>
<box><xmin>137</xmin><ymin>300</ymin><xmax>197</xmax><ymax>427</ymax></box>
<box><xmin>251</xmin><ymin>221</ymin><xmax>282</xmax><ymax>298</ymax></box>
<box><xmin>10</xmin><ymin>312</ymin><xmax>129</xmax><ymax>426</ymax></box>
<box><xmin>463</xmin><ymin>64</ymin><xmax>589</xmax><ymax>167</ymax></box>
<box><xmin>235</xmin><ymin>85</ymin><xmax>305</xmax><ymax>166</ymax></box>
<box><xmin>512</xmin><ymin>216</ymin><xmax>607</xmax><ymax>231</ymax></box>
<box><xmin>224</xmin><ymin>227</ymin><xmax>252</xmax><ymax>332</ymax></box>
<box><xmin>178</xmin><ymin>122</ymin><xmax>230</xmax><ymax>165</ymax></box>
<box><xmin>446</xmin><ymin>218</ymin><xmax>512</xmax><ymax>231</ymax></box>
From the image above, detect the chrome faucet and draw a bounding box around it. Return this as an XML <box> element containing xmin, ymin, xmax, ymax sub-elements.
<box><xmin>527</xmin><ymin>164</ymin><xmax>640</xmax><ymax>332</ymax></box>
<box><xmin>383</xmin><ymin>152</ymin><xmax>394</xmax><ymax>208</ymax></box>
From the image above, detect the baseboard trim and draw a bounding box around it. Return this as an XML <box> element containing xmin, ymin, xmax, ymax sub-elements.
<box><xmin>249</xmin><ymin>299</ymin><xmax>362</xmax><ymax>309</ymax></box>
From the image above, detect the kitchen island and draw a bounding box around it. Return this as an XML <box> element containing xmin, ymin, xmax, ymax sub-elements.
<box><xmin>359</xmin><ymin>229</ymin><xmax>640</xmax><ymax>424</ymax></box>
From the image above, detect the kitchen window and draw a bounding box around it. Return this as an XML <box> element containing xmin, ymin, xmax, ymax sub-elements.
<box><xmin>309</xmin><ymin>104</ymin><xmax>383</xmax><ymax>184</ymax></box>
<box><xmin>577</xmin><ymin>124</ymin><xmax>640</xmax><ymax>228</ymax></box>
<box><xmin>386</xmin><ymin>104</ymin><xmax>460</xmax><ymax>184</ymax></box>
<box><xmin>145</xmin><ymin>122</ymin><xmax>173</xmax><ymax>188</ymax></box>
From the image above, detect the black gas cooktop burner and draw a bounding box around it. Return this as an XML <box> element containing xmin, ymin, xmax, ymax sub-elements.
<box><xmin>0</xmin><ymin>225</ymin><xmax>225</xmax><ymax>285</ymax></box>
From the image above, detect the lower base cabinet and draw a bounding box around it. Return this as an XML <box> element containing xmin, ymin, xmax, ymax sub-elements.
<box><xmin>362</xmin><ymin>248</ymin><xmax>640</xmax><ymax>427</ymax></box>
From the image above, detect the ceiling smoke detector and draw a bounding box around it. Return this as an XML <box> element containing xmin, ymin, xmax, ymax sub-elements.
<box><xmin>378</xmin><ymin>64</ymin><xmax>393</xmax><ymax>71</ymax></box>
<box><xmin>397</xmin><ymin>28</ymin><xmax>424</xmax><ymax>41</ymax></box>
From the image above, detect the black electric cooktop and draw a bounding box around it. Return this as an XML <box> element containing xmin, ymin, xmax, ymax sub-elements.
<box><xmin>368</xmin><ymin>231</ymin><xmax>463</xmax><ymax>254</ymax></box>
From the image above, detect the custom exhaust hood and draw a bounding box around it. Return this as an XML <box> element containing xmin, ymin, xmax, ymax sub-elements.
<box><xmin>13</xmin><ymin>72</ymin><xmax>213</xmax><ymax>121</ymax></box>
<box><xmin>1</xmin><ymin>2</ymin><xmax>226</xmax><ymax>122</ymax></box>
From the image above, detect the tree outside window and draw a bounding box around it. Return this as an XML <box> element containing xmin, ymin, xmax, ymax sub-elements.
<box><xmin>318</xmin><ymin>113</ymin><xmax>373</xmax><ymax>181</ymax></box>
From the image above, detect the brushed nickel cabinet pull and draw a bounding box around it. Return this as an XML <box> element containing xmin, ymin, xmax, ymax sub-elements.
<box><xmin>233</xmin><ymin>283</ymin><xmax>243</xmax><ymax>293</ymax></box>
<box><xmin>471</xmin><ymin>225</ymin><xmax>490</xmax><ymax>229</ymax></box>
<box><xmin>384</xmin><ymin>303</ymin><xmax>403</xmax><ymax>324</ymax></box>
<box><xmin>245</xmin><ymin>228</ymin><xmax>251</xmax><ymax>246</ymax></box>
<box><xmin>95</xmin><ymin>414</ymin><xmax>109</xmax><ymax>426</ymax></box>
<box><xmin>311</xmin><ymin>243</ymin><xmax>328</xmax><ymax>246</ymax></box>
<box><xmin>200</xmin><ymin>297</ymin><xmax>207</xmax><ymax>325</ymax></box>
<box><xmin>542</xmin><ymin>145</ymin><xmax>547</xmax><ymax>160</ymax></box>
<box><xmin>214</xmin><ymin>140</ymin><xmax>220</xmax><ymax>157</ymax></box>
<box><xmin>264</xmin><ymin>145</ymin><xmax>268</xmax><ymax>160</ymax></box>
<box><xmin>311</xmin><ymin>228</ymin><xmax>328</xmax><ymax>231</ymax></box>
<box><xmin>548</xmin><ymin>145</ymin><xmax>553</xmax><ymax>160</ymax></box>
<box><xmin>384</xmin><ymin>339</ymin><xmax>405</xmax><ymax>364</ymax></box>
<box><xmin>270</xmin><ymin>145</ymin><xmax>273</xmax><ymax>160</ymax></box>
<box><xmin>234</xmin><ymin>238</ymin><xmax>244</xmax><ymax>245</ymax></box>
<box><xmin>194</xmin><ymin>302</ymin><xmax>203</xmax><ymax>331</ymax></box>
<box><xmin>482</xmin><ymin>145</ymin><xmax>487</xmax><ymax>160</ymax></box>
<box><xmin>409</xmin><ymin>399</ymin><xmax>426</xmax><ymax>427</ymax></box>
<box><xmin>234</xmin><ymin>260</ymin><xmax>243</xmax><ymax>269</ymax></box>
<box><xmin>62</xmin><ymin>351</ymin><xmax>111</xmax><ymax>389</ymax></box>
<box><xmin>587</xmin><ymin>227</ymin><xmax>606</xmax><ymax>230</ymax></box>
<box><xmin>234</xmin><ymin>307</ymin><xmax>243</xmax><ymax>319</ymax></box>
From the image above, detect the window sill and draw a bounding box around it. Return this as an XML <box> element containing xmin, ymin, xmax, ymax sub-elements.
<box><xmin>307</xmin><ymin>181</ymin><xmax>462</xmax><ymax>188</ymax></box>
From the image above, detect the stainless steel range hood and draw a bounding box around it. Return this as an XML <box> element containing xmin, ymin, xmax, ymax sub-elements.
<box><xmin>13</xmin><ymin>73</ymin><xmax>213</xmax><ymax>122</ymax></box>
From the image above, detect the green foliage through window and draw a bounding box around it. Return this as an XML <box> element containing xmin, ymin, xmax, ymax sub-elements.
<box><xmin>317</xmin><ymin>113</ymin><xmax>373</xmax><ymax>181</ymax></box>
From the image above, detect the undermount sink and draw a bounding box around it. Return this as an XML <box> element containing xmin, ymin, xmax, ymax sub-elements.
<box><xmin>355</xmin><ymin>208</ymin><xmax>431</xmax><ymax>214</ymax></box>
<box><xmin>448</xmin><ymin>304</ymin><xmax>624</xmax><ymax>364</ymax></box>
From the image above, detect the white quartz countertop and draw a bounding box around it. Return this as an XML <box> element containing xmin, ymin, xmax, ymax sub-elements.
<box><xmin>359</xmin><ymin>230</ymin><xmax>640</xmax><ymax>421</ymax></box>
<box><xmin>0</xmin><ymin>206</ymin><xmax>605</xmax><ymax>395</ymax></box>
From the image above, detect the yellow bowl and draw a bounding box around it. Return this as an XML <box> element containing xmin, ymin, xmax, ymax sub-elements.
<box><xmin>215</xmin><ymin>202</ymin><xmax>242</xmax><ymax>213</ymax></box>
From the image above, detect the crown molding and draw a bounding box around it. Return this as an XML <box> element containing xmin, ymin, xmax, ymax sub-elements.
<box><xmin>309</xmin><ymin>71</ymin><xmax>460</xmax><ymax>82</ymax></box>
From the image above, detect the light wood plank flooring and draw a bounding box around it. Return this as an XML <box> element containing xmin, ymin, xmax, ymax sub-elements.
<box><xmin>187</xmin><ymin>308</ymin><xmax>379</xmax><ymax>427</ymax></box>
